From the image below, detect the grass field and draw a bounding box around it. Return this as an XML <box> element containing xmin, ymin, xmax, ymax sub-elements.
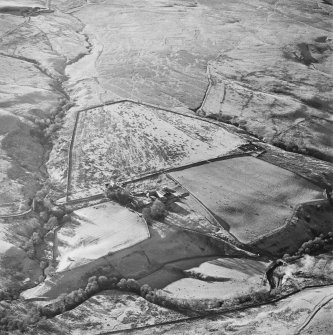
<box><xmin>170</xmin><ymin>157</ymin><xmax>323</xmax><ymax>243</ymax></box>
<box><xmin>56</xmin><ymin>201</ymin><xmax>150</xmax><ymax>271</ymax></box>
<box><xmin>163</xmin><ymin>257</ymin><xmax>268</xmax><ymax>301</ymax></box>
<box><xmin>69</xmin><ymin>101</ymin><xmax>245</xmax><ymax>196</ymax></box>
<box><xmin>187</xmin><ymin>257</ymin><xmax>268</xmax><ymax>280</ymax></box>
<box><xmin>22</xmin><ymin>220</ymin><xmax>249</xmax><ymax>300</ymax></box>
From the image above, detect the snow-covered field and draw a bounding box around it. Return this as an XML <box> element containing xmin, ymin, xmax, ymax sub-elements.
<box><xmin>56</xmin><ymin>202</ymin><xmax>150</xmax><ymax>271</ymax></box>
<box><xmin>186</xmin><ymin>257</ymin><xmax>268</xmax><ymax>280</ymax></box>
<box><xmin>69</xmin><ymin>101</ymin><xmax>245</xmax><ymax>196</ymax></box>
<box><xmin>163</xmin><ymin>257</ymin><xmax>269</xmax><ymax>300</ymax></box>
<box><xmin>164</xmin><ymin>278</ymin><xmax>266</xmax><ymax>300</ymax></box>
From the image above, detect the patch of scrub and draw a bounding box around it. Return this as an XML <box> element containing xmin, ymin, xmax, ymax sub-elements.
<box><xmin>29</xmin><ymin>290</ymin><xmax>184</xmax><ymax>335</ymax></box>
<box><xmin>56</xmin><ymin>201</ymin><xmax>150</xmax><ymax>271</ymax></box>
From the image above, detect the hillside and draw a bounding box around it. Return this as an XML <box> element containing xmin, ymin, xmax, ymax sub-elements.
<box><xmin>0</xmin><ymin>0</ymin><xmax>332</xmax><ymax>334</ymax></box>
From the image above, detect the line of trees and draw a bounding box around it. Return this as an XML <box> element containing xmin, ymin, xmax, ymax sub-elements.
<box><xmin>39</xmin><ymin>273</ymin><xmax>269</xmax><ymax>319</ymax></box>
<box><xmin>283</xmin><ymin>231</ymin><xmax>333</xmax><ymax>261</ymax></box>
<box><xmin>40</xmin><ymin>276</ymin><xmax>150</xmax><ymax>317</ymax></box>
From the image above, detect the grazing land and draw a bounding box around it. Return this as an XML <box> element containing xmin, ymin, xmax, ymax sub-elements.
<box><xmin>164</xmin><ymin>257</ymin><xmax>269</xmax><ymax>300</ymax></box>
<box><xmin>170</xmin><ymin>157</ymin><xmax>323</xmax><ymax>243</ymax></box>
<box><xmin>56</xmin><ymin>202</ymin><xmax>150</xmax><ymax>271</ymax></box>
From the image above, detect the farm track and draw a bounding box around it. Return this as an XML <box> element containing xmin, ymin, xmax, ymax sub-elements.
<box><xmin>162</xmin><ymin>218</ymin><xmax>251</xmax><ymax>256</ymax></box>
<box><xmin>165</xmin><ymin>173</ymin><xmax>243</xmax><ymax>247</ymax></box>
<box><xmin>66</xmin><ymin>151</ymin><xmax>255</xmax><ymax>202</ymax></box>
<box><xmin>95</xmin><ymin>283</ymin><xmax>333</xmax><ymax>335</ymax></box>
